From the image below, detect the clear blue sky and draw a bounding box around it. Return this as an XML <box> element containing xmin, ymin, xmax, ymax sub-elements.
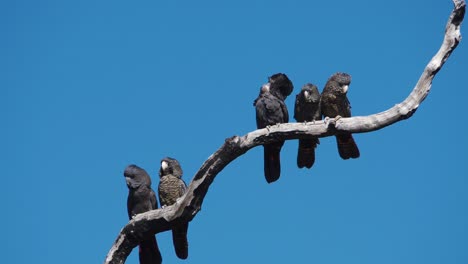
<box><xmin>2</xmin><ymin>0</ymin><xmax>467</xmax><ymax>263</ymax></box>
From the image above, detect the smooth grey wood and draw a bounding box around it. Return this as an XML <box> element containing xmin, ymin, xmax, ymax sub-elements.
<box><xmin>104</xmin><ymin>1</ymin><xmax>465</xmax><ymax>263</ymax></box>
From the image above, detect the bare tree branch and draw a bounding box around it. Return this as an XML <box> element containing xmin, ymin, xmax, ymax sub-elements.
<box><xmin>104</xmin><ymin>1</ymin><xmax>465</xmax><ymax>263</ymax></box>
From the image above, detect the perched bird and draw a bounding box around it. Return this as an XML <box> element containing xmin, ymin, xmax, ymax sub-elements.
<box><xmin>158</xmin><ymin>157</ymin><xmax>189</xmax><ymax>260</ymax></box>
<box><xmin>294</xmin><ymin>83</ymin><xmax>321</xmax><ymax>169</ymax></box>
<box><xmin>124</xmin><ymin>164</ymin><xmax>163</xmax><ymax>264</ymax></box>
<box><xmin>254</xmin><ymin>73</ymin><xmax>293</xmax><ymax>183</ymax></box>
<box><xmin>321</xmin><ymin>72</ymin><xmax>360</xmax><ymax>159</ymax></box>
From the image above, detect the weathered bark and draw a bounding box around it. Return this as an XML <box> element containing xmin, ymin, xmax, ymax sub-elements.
<box><xmin>104</xmin><ymin>1</ymin><xmax>465</xmax><ymax>263</ymax></box>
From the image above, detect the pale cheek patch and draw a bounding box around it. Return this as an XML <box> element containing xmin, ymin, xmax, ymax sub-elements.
<box><xmin>342</xmin><ymin>85</ymin><xmax>349</xmax><ymax>93</ymax></box>
<box><xmin>262</xmin><ymin>83</ymin><xmax>270</xmax><ymax>93</ymax></box>
<box><xmin>161</xmin><ymin>161</ymin><xmax>168</xmax><ymax>171</ymax></box>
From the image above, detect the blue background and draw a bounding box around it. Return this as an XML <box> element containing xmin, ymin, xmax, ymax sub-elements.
<box><xmin>2</xmin><ymin>0</ymin><xmax>467</xmax><ymax>263</ymax></box>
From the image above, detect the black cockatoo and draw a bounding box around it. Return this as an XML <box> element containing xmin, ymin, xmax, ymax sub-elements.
<box><xmin>321</xmin><ymin>72</ymin><xmax>360</xmax><ymax>159</ymax></box>
<box><xmin>294</xmin><ymin>83</ymin><xmax>321</xmax><ymax>169</ymax></box>
<box><xmin>158</xmin><ymin>157</ymin><xmax>189</xmax><ymax>260</ymax></box>
<box><xmin>124</xmin><ymin>164</ymin><xmax>163</xmax><ymax>264</ymax></box>
<box><xmin>254</xmin><ymin>73</ymin><xmax>293</xmax><ymax>183</ymax></box>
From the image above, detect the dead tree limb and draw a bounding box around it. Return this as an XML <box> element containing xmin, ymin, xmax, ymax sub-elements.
<box><xmin>104</xmin><ymin>1</ymin><xmax>465</xmax><ymax>263</ymax></box>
